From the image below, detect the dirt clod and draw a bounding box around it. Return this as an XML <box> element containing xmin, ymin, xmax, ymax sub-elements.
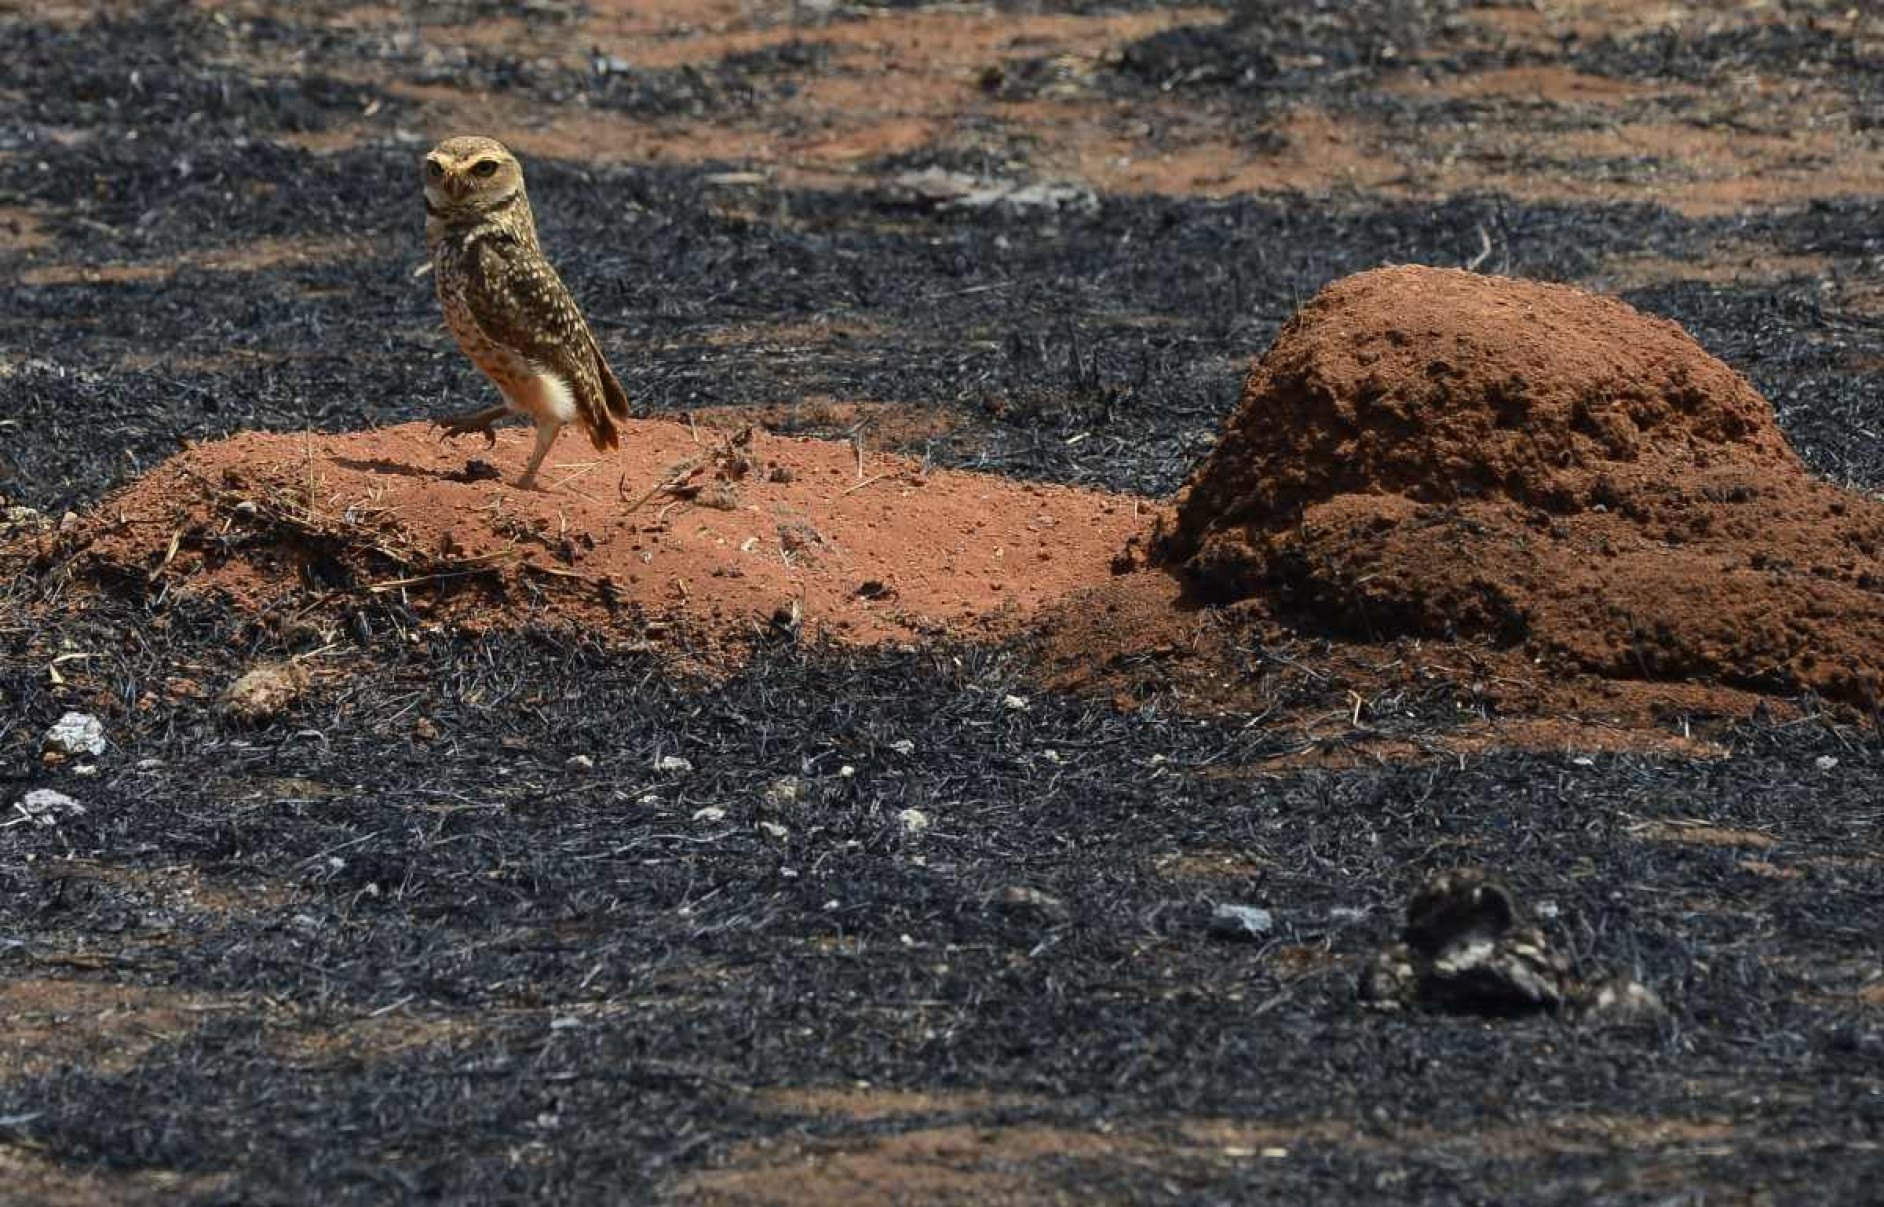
<box><xmin>219</xmin><ymin>662</ymin><xmax>308</xmax><ymax>725</ymax></box>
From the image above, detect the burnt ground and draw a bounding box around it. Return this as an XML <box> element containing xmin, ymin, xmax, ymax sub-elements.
<box><xmin>3</xmin><ymin>1</ymin><xmax>1884</xmax><ymax>1203</ymax></box>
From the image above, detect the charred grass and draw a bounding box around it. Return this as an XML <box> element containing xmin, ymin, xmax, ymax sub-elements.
<box><xmin>4</xmin><ymin>1</ymin><xmax>1884</xmax><ymax>1202</ymax></box>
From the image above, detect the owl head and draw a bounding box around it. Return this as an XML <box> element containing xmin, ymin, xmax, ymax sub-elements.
<box><xmin>422</xmin><ymin>136</ymin><xmax>525</xmax><ymax>213</ymax></box>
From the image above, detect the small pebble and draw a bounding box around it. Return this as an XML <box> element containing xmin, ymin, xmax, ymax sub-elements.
<box><xmin>220</xmin><ymin>662</ymin><xmax>308</xmax><ymax>724</ymax></box>
<box><xmin>1208</xmin><ymin>903</ymin><xmax>1276</xmax><ymax>941</ymax></box>
<box><xmin>990</xmin><ymin>885</ymin><xmax>1068</xmax><ymax>922</ymax></box>
<box><xmin>1573</xmin><ymin>976</ymin><xmax>1669</xmax><ymax>1029</ymax></box>
<box><xmin>762</xmin><ymin>776</ymin><xmax>803</xmax><ymax>807</ymax></box>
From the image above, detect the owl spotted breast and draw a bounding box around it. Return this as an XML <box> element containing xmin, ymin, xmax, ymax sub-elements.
<box><xmin>423</xmin><ymin>135</ymin><xmax>631</xmax><ymax>490</ymax></box>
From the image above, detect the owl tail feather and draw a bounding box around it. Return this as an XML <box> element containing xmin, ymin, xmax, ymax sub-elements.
<box><xmin>584</xmin><ymin>343</ymin><xmax>633</xmax><ymax>452</ymax></box>
<box><xmin>598</xmin><ymin>357</ymin><xmax>631</xmax><ymax>422</ymax></box>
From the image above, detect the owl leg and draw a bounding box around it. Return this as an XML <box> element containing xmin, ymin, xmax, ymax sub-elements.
<box><xmin>436</xmin><ymin>403</ymin><xmax>509</xmax><ymax>447</ymax></box>
<box><xmin>516</xmin><ymin>420</ymin><xmax>564</xmax><ymax>491</ymax></box>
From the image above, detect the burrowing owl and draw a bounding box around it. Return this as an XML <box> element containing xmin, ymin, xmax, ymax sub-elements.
<box><xmin>423</xmin><ymin>135</ymin><xmax>630</xmax><ymax>490</ymax></box>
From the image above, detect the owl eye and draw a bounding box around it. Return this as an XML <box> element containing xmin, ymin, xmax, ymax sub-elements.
<box><xmin>424</xmin><ymin>160</ymin><xmax>445</xmax><ymax>179</ymax></box>
<box><xmin>472</xmin><ymin>159</ymin><xmax>500</xmax><ymax>178</ymax></box>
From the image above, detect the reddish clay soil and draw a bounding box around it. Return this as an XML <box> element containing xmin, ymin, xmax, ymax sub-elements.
<box><xmin>42</xmin><ymin>266</ymin><xmax>1884</xmax><ymax>743</ymax></box>
<box><xmin>66</xmin><ymin>418</ymin><xmax>1149</xmax><ymax>657</ymax></box>
<box><xmin>1147</xmin><ymin>265</ymin><xmax>1884</xmax><ymax>711</ymax></box>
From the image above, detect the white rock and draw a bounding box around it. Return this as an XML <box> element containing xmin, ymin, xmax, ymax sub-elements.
<box><xmin>1816</xmin><ymin>754</ymin><xmax>1840</xmax><ymax>771</ymax></box>
<box><xmin>16</xmin><ymin>789</ymin><xmax>85</xmax><ymax>826</ymax></box>
<box><xmin>888</xmin><ymin>740</ymin><xmax>917</xmax><ymax>756</ymax></box>
<box><xmin>44</xmin><ymin>712</ymin><xmax>106</xmax><ymax>757</ymax></box>
<box><xmin>898</xmin><ymin>807</ymin><xmax>931</xmax><ymax>835</ymax></box>
<box><xmin>1207</xmin><ymin>903</ymin><xmax>1275</xmax><ymax>941</ymax></box>
<box><xmin>692</xmin><ymin>805</ymin><xmax>726</xmax><ymax>823</ymax></box>
<box><xmin>656</xmin><ymin>755</ymin><xmax>694</xmax><ymax>774</ymax></box>
<box><xmin>1002</xmin><ymin>694</ymin><xmax>1030</xmax><ymax>712</ymax></box>
<box><xmin>565</xmin><ymin>754</ymin><xmax>595</xmax><ymax>771</ymax></box>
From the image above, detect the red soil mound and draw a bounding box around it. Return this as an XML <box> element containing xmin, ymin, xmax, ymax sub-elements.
<box><xmin>70</xmin><ymin>419</ymin><xmax>1146</xmax><ymax>655</ymax></box>
<box><xmin>34</xmin><ymin>266</ymin><xmax>1884</xmax><ymax>748</ymax></box>
<box><xmin>1151</xmin><ymin>265</ymin><xmax>1884</xmax><ymax>706</ymax></box>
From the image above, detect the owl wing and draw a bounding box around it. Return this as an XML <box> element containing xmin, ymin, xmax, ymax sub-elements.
<box><xmin>464</xmin><ymin>232</ymin><xmax>630</xmax><ymax>448</ymax></box>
